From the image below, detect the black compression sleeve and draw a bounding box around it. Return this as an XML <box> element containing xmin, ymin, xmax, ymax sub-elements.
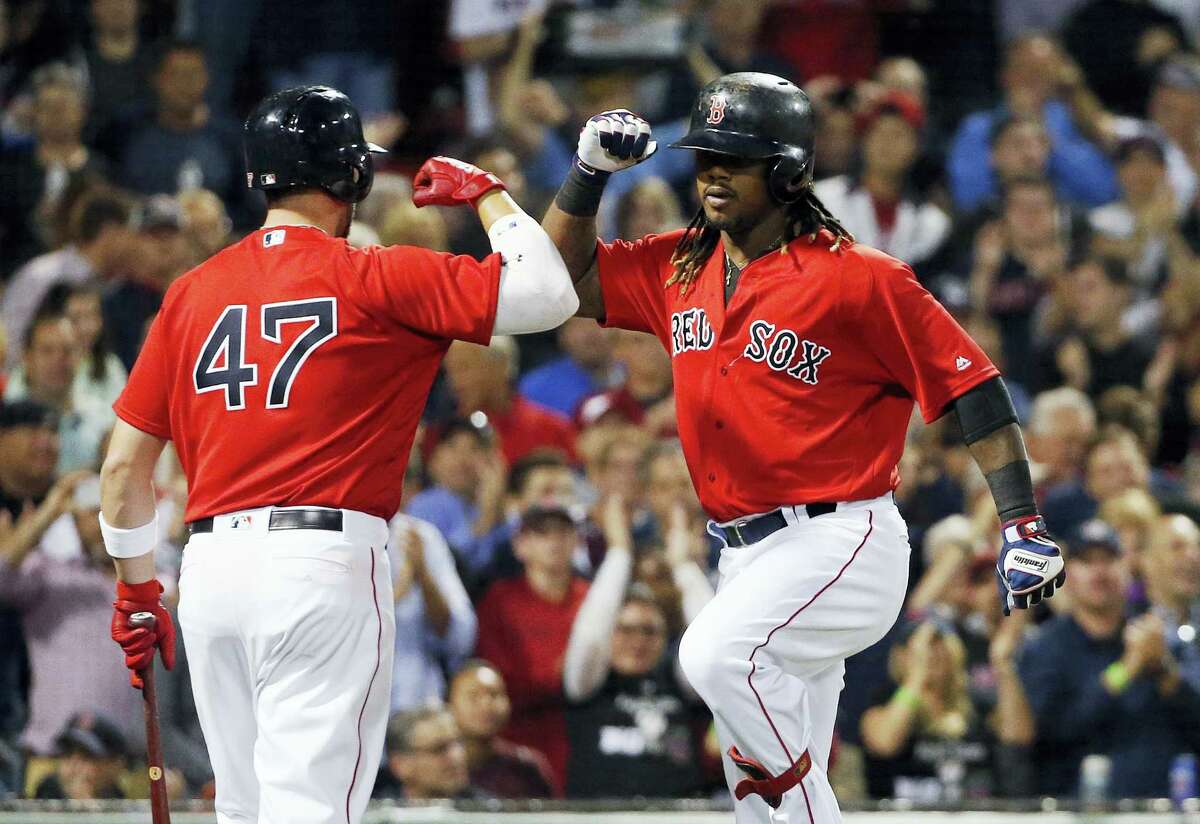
<box><xmin>953</xmin><ymin>376</ymin><xmax>1018</xmax><ymax>445</ymax></box>
<box><xmin>985</xmin><ymin>460</ymin><xmax>1039</xmax><ymax>522</ymax></box>
<box><xmin>554</xmin><ymin>157</ymin><xmax>611</xmax><ymax>217</ymax></box>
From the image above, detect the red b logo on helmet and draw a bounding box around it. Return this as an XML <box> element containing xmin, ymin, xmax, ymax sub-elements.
<box><xmin>706</xmin><ymin>93</ymin><xmax>727</xmax><ymax>125</ymax></box>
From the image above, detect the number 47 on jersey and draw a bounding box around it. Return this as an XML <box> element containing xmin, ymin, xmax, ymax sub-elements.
<box><xmin>194</xmin><ymin>298</ymin><xmax>337</xmax><ymax>411</ymax></box>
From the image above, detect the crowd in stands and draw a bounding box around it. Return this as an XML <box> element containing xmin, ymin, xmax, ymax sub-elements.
<box><xmin>2</xmin><ymin>0</ymin><xmax>1200</xmax><ymax>807</ymax></box>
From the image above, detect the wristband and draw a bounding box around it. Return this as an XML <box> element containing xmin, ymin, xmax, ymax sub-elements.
<box><xmin>1103</xmin><ymin>661</ymin><xmax>1130</xmax><ymax>693</ymax></box>
<box><xmin>894</xmin><ymin>685</ymin><xmax>922</xmax><ymax>710</ymax></box>
<box><xmin>554</xmin><ymin>156</ymin><xmax>611</xmax><ymax>217</ymax></box>
<box><xmin>99</xmin><ymin>512</ymin><xmax>159</xmax><ymax>559</ymax></box>
<box><xmin>985</xmin><ymin>460</ymin><xmax>1038</xmax><ymax>522</ymax></box>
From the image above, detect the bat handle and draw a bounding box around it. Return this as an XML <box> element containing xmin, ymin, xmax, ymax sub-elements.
<box><xmin>129</xmin><ymin>611</ymin><xmax>157</xmax><ymax>629</ymax></box>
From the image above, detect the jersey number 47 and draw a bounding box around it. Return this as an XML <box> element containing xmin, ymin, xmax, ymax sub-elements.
<box><xmin>193</xmin><ymin>298</ymin><xmax>337</xmax><ymax>411</ymax></box>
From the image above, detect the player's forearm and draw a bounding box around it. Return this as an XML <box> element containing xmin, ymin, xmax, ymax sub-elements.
<box><xmin>954</xmin><ymin>378</ymin><xmax>1037</xmax><ymax>522</ymax></box>
<box><xmin>542</xmin><ymin>202</ymin><xmax>604</xmax><ymax>319</ymax></box>
<box><xmin>100</xmin><ymin>422</ymin><xmax>167</xmax><ymax>584</ymax></box>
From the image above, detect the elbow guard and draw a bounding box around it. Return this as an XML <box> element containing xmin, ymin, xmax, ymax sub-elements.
<box><xmin>953</xmin><ymin>376</ymin><xmax>1018</xmax><ymax>445</ymax></box>
<box><xmin>489</xmin><ymin>213</ymin><xmax>579</xmax><ymax>334</ymax></box>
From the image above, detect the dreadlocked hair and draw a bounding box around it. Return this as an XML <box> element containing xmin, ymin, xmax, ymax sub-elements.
<box><xmin>665</xmin><ymin>186</ymin><xmax>855</xmax><ymax>295</ymax></box>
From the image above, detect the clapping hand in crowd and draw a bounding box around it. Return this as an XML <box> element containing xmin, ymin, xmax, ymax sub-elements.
<box><xmin>0</xmin><ymin>469</ymin><xmax>95</xmax><ymax>563</ymax></box>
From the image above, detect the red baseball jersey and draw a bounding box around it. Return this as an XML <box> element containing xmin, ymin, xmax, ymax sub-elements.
<box><xmin>596</xmin><ymin>229</ymin><xmax>998</xmax><ymax>522</ymax></box>
<box><xmin>115</xmin><ymin>226</ymin><xmax>502</xmax><ymax>521</ymax></box>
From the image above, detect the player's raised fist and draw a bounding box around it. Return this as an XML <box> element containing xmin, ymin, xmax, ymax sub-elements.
<box><xmin>412</xmin><ymin>156</ymin><xmax>506</xmax><ymax>208</ymax></box>
<box><xmin>576</xmin><ymin>109</ymin><xmax>658</xmax><ymax>174</ymax></box>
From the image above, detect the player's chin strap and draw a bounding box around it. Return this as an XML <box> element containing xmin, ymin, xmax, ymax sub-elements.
<box><xmin>728</xmin><ymin>746</ymin><xmax>812</xmax><ymax>809</ymax></box>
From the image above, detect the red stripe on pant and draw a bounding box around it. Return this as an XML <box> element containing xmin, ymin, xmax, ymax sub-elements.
<box><xmin>345</xmin><ymin>548</ymin><xmax>383</xmax><ymax>823</ymax></box>
<box><xmin>743</xmin><ymin>511</ymin><xmax>875</xmax><ymax>812</ymax></box>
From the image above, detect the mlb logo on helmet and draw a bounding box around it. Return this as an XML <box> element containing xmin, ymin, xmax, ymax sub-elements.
<box><xmin>706</xmin><ymin>93</ymin><xmax>728</xmax><ymax>125</ymax></box>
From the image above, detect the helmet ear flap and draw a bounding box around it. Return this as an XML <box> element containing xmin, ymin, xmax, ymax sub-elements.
<box><xmin>768</xmin><ymin>148</ymin><xmax>812</xmax><ymax>204</ymax></box>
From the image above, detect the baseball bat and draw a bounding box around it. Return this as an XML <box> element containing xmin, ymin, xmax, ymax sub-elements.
<box><xmin>129</xmin><ymin>611</ymin><xmax>172</xmax><ymax>824</ymax></box>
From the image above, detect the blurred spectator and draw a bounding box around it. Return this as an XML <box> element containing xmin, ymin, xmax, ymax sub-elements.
<box><xmin>562</xmin><ymin>496</ymin><xmax>711</xmax><ymax>797</ymax></box>
<box><xmin>103</xmin><ymin>194</ymin><xmax>191</xmax><ymax>370</ymax></box>
<box><xmin>2</xmin><ymin>189</ymin><xmax>132</xmax><ymax>365</ymax></box>
<box><xmin>0</xmin><ymin>468</ymin><xmax>145</xmax><ymax>757</ymax></box>
<box><xmin>378</xmin><ymin>200</ymin><xmax>448</xmax><ymax>252</ymax></box>
<box><xmin>1097</xmin><ymin>385</ymin><xmax>1162</xmax><ymax>459</ymax></box>
<box><xmin>117</xmin><ymin>40</ymin><xmax>255</xmax><ymax>229</ymax></box>
<box><xmin>968</xmin><ymin>177</ymin><xmax>1076</xmax><ymax>388</ymax></box>
<box><xmin>388</xmin><ymin>515</ymin><xmax>476</xmax><ymax>713</ymax></box>
<box><xmin>443</xmin><ymin>138</ymin><xmax>545</xmax><ymax>269</ymax></box>
<box><xmin>1027</xmin><ymin>387</ymin><xmax>1097</xmax><ymax>491</ymax></box>
<box><xmin>577</xmin><ymin>331</ymin><xmax>674</xmax><ymax>437</ymax></box>
<box><xmin>177</xmin><ymin>188</ymin><xmax>232</xmax><ymax>262</ymax></box>
<box><xmin>815</xmin><ymin>91</ymin><xmax>950</xmax><ymax>267</ymax></box>
<box><xmin>83</xmin><ymin>0</ymin><xmax>155</xmax><ymax>143</ymax></box>
<box><xmin>1090</xmin><ymin>136</ymin><xmax>1178</xmax><ymax>293</ymax></box>
<box><xmin>468</xmin><ymin>450</ymin><xmax>581</xmax><ymax>589</ymax></box>
<box><xmin>860</xmin><ymin>620</ymin><xmax>1006</xmax><ymax>801</ymax></box>
<box><xmin>1033</xmin><ymin>257</ymin><xmax>1156</xmax><ymax>399</ymax></box>
<box><xmin>0</xmin><ymin>63</ymin><xmax>110</xmax><ymax>276</ymax></box>
<box><xmin>1019</xmin><ymin>520</ymin><xmax>1200</xmax><ymax>797</ymax></box>
<box><xmin>676</xmin><ymin>0</ymin><xmax>791</xmax><ymax>112</ymax></box>
<box><xmin>34</xmin><ymin>713</ymin><xmax>127</xmax><ymax>800</ymax></box>
<box><xmin>947</xmin><ymin>35</ymin><xmax>1119</xmax><ymax>212</ymax></box>
<box><xmin>759</xmin><ymin>0</ymin><xmax>880</xmax><ymax>84</ymax></box>
<box><xmin>998</xmin><ymin>0</ymin><xmax>1090</xmax><ymax>42</ymax></box>
<box><xmin>63</xmin><ymin>284</ymin><xmax>126</xmax><ymax>411</ymax></box>
<box><xmin>474</xmin><ymin>504</ymin><xmax>590</xmax><ymax>796</ymax></box>
<box><xmin>1099</xmin><ymin>486</ymin><xmax>1161</xmax><ymax>570</ymax></box>
<box><xmin>519</xmin><ymin>318</ymin><xmax>618</xmax><ymax>420</ymax></box>
<box><xmin>579</xmin><ymin>427</ymin><xmax>655</xmax><ymax>551</ymax></box>
<box><xmin>1044</xmin><ymin>427</ymin><xmax>1151</xmax><ymax>534</ymax></box>
<box><xmin>346</xmin><ymin>220</ymin><xmax>381</xmax><ymax>249</ymax></box>
<box><xmin>807</xmin><ymin>81</ymin><xmax>860</xmax><ymax>182</ymax></box>
<box><xmin>448</xmin><ymin>660</ymin><xmax>554</xmax><ymax>799</ymax></box>
<box><xmin>615</xmin><ymin>177</ymin><xmax>685</xmax><ymax>241</ymax></box>
<box><xmin>1062</xmin><ymin>0</ymin><xmax>1190</xmax><ymax>117</ymax></box>
<box><xmin>0</xmin><ymin>0</ymin><xmax>79</xmax><ymax>114</ymax></box>
<box><xmin>441</xmin><ymin>336</ymin><xmax>577</xmax><ymax>465</ymax></box>
<box><xmin>380</xmin><ymin>706</ymin><xmax>476</xmax><ymax>801</ymax></box>
<box><xmin>448</xmin><ymin>0</ymin><xmax>546</xmax><ymax>135</ymax></box>
<box><xmin>1067</xmin><ymin>56</ymin><xmax>1200</xmax><ymax>213</ymax></box>
<box><xmin>3</xmin><ymin>313</ymin><xmax>113</xmax><ymax>472</ymax></box>
<box><xmin>1141</xmin><ymin>514</ymin><xmax>1200</xmax><ymax>689</ymax></box>
<box><xmin>405</xmin><ymin>417</ymin><xmax>509</xmax><ymax>581</ymax></box>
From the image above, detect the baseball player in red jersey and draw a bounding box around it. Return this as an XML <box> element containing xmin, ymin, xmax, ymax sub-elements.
<box><xmin>542</xmin><ymin>73</ymin><xmax>1066</xmax><ymax>822</ymax></box>
<box><xmin>97</xmin><ymin>86</ymin><xmax>577</xmax><ymax>824</ymax></box>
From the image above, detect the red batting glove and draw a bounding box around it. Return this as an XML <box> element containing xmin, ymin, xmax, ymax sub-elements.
<box><xmin>411</xmin><ymin>156</ymin><xmax>506</xmax><ymax>208</ymax></box>
<box><xmin>111</xmin><ymin>579</ymin><xmax>176</xmax><ymax>689</ymax></box>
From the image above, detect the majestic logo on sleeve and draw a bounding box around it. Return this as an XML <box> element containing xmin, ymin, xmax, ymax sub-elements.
<box><xmin>671</xmin><ymin>308</ymin><xmax>715</xmax><ymax>355</ymax></box>
<box><xmin>706</xmin><ymin>93</ymin><xmax>728</xmax><ymax>125</ymax></box>
<box><xmin>743</xmin><ymin>320</ymin><xmax>832</xmax><ymax>385</ymax></box>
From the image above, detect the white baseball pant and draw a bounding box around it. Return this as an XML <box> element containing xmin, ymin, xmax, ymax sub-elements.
<box><xmin>177</xmin><ymin>506</ymin><xmax>395</xmax><ymax>824</ymax></box>
<box><xmin>679</xmin><ymin>494</ymin><xmax>910</xmax><ymax>823</ymax></box>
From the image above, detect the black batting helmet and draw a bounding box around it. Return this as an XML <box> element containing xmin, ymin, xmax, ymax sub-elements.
<box><xmin>670</xmin><ymin>72</ymin><xmax>815</xmax><ymax>204</ymax></box>
<box><xmin>244</xmin><ymin>86</ymin><xmax>386</xmax><ymax>204</ymax></box>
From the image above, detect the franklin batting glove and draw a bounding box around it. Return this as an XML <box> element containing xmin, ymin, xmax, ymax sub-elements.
<box><xmin>996</xmin><ymin>514</ymin><xmax>1065</xmax><ymax>615</ymax></box>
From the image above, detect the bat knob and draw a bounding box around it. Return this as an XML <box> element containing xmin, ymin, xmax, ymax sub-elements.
<box><xmin>129</xmin><ymin>611</ymin><xmax>157</xmax><ymax>629</ymax></box>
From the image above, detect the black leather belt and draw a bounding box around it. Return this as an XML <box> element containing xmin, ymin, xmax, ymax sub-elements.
<box><xmin>188</xmin><ymin>508</ymin><xmax>344</xmax><ymax>535</ymax></box>
<box><xmin>719</xmin><ymin>502</ymin><xmax>837</xmax><ymax>547</ymax></box>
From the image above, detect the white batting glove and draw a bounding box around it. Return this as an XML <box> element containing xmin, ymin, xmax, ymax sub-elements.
<box><xmin>576</xmin><ymin>109</ymin><xmax>658</xmax><ymax>174</ymax></box>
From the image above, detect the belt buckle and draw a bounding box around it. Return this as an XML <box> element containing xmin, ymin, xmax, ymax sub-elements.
<box><xmin>732</xmin><ymin>520</ymin><xmax>749</xmax><ymax>546</ymax></box>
